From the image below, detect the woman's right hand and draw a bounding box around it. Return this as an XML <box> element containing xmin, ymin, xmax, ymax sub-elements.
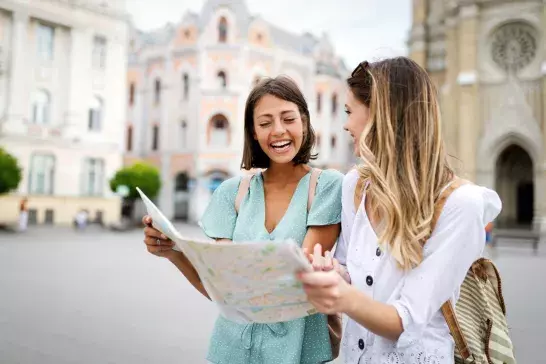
<box><xmin>304</xmin><ymin>244</ymin><xmax>351</xmax><ymax>283</ymax></box>
<box><xmin>142</xmin><ymin>215</ymin><xmax>178</xmax><ymax>260</ymax></box>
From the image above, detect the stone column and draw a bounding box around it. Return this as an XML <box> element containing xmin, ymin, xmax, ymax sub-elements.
<box><xmin>443</xmin><ymin>16</ymin><xmax>459</xmax><ymax>163</ymax></box>
<box><xmin>456</xmin><ymin>5</ymin><xmax>480</xmax><ymax>182</ymax></box>
<box><xmin>5</xmin><ymin>11</ymin><xmax>29</xmax><ymax>130</ymax></box>
<box><xmin>189</xmin><ymin>73</ymin><xmax>203</xmax><ymax>224</ymax></box>
<box><xmin>158</xmin><ymin>50</ymin><xmax>174</xmax><ymax>220</ymax></box>
<box><xmin>534</xmin><ymin>3</ymin><xmax>546</xmax><ymax>234</ymax></box>
<box><xmin>534</xmin><ymin>166</ymin><xmax>546</xmax><ymax>233</ymax></box>
<box><xmin>64</xmin><ymin>27</ymin><xmax>90</xmax><ymax>139</ymax></box>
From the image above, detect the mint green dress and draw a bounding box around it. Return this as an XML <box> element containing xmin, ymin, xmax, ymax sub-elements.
<box><xmin>199</xmin><ymin>169</ymin><xmax>343</xmax><ymax>364</ymax></box>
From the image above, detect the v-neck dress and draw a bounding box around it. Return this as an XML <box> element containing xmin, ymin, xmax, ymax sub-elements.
<box><xmin>199</xmin><ymin>169</ymin><xmax>343</xmax><ymax>364</ymax></box>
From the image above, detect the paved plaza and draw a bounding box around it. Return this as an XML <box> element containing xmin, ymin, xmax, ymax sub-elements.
<box><xmin>0</xmin><ymin>224</ymin><xmax>544</xmax><ymax>364</ymax></box>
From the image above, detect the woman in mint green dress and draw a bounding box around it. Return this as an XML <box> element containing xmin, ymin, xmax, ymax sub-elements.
<box><xmin>142</xmin><ymin>76</ymin><xmax>343</xmax><ymax>364</ymax></box>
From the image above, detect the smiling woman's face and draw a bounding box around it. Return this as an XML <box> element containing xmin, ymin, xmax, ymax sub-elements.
<box><xmin>253</xmin><ymin>94</ymin><xmax>305</xmax><ymax>165</ymax></box>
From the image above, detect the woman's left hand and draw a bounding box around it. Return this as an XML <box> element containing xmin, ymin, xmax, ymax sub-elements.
<box><xmin>297</xmin><ymin>269</ymin><xmax>354</xmax><ymax>315</ymax></box>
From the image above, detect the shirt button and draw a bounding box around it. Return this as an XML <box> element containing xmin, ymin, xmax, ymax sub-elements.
<box><xmin>376</xmin><ymin>247</ymin><xmax>381</xmax><ymax>257</ymax></box>
<box><xmin>366</xmin><ymin>275</ymin><xmax>374</xmax><ymax>286</ymax></box>
<box><xmin>358</xmin><ymin>338</ymin><xmax>365</xmax><ymax>350</ymax></box>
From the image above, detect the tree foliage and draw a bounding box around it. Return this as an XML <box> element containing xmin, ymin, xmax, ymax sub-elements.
<box><xmin>109</xmin><ymin>162</ymin><xmax>161</xmax><ymax>200</ymax></box>
<box><xmin>0</xmin><ymin>148</ymin><xmax>22</xmax><ymax>195</ymax></box>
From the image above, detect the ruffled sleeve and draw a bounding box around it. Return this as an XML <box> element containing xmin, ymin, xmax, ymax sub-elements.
<box><xmin>307</xmin><ymin>169</ymin><xmax>343</xmax><ymax>227</ymax></box>
<box><xmin>198</xmin><ymin>176</ymin><xmax>240</xmax><ymax>240</ymax></box>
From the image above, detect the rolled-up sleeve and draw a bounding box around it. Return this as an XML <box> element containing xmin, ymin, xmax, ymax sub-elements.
<box><xmin>392</xmin><ymin>185</ymin><xmax>502</xmax><ymax>347</ymax></box>
<box><xmin>307</xmin><ymin>169</ymin><xmax>343</xmax><ymax>227</ymax></box>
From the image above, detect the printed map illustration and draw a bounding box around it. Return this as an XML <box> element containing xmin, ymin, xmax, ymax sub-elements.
<box><xmin>137</xmin><ymin>187</ymin><xmax>317</xmax><ymax>324</ymax></box>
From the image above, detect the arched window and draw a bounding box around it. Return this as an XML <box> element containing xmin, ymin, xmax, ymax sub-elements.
<box><xmin>29</xmin><ymin>153</ymin><xmax>55</xmax><ymax>195</ymax></box>
<box><xmin>82</xmin><ymin>158</ymin><xmax>105</xmax><ymax>196</ymax></box>
<box><xmin>180</xmin><ymin>120</ymin><xmax>187</xmax><ymax>148</ymax></box>
<box><xmin>182</xmin><ymin>73</ymin><xmax>189</xmax><ymax>100</ymax></box>
<box><xmin>88</xmin><ymin>96</ymin><xmax>103</xmax><ymax>131</ymax></box>
<box><xmin>154</xmin><ymin>78</ymin><xmax>161</xmax><ymax>104</ymax></box>
<box><xmin>152</xmin><ymin>125</ymin><xmax>160</xmax><ymax>151</ymax></box>
<box><xmin>129</xmin><ymin>83</ymin><xmax>135</xmax><ymax>106</ymax></box>
<box><xmin>317</xmin><ymin>92</ymin><xmax>322</xmax><ymax>113</ymax></box>
<box><xmin>208</xmin><ymin>114</ymin><xmax>230</xmax><ymax>146</ymax></box>
<box><xmin>217</xmin><ymin>70</ymin><xmax>227</xmax><ymax>89</ymax></box>
<box><xmin>175</xmin><ymin>172</ymin><xmax>189</xmax><ymax>192</ymax></box>
<box><xmin>174</xmin><ymin>172</ymin><xmax>190</xmax><ymax>221</ymax></box>
<box><xmin>126</xmin><ymin>125</ymin><xmax>133</xmax><ymax>151</ymax></box>
<box><xmin>332</xmin><ymin>93</ymin><xmax>338</xmax><ymax>116</ymax></box>
<box><xmin>218</xmin><ymin>17</ymin><xmax>228</xmax><ymax>43</ymax></box>
<box><xmin>32</xmin><ymin>89</ymin><xmax>51</xmax><ymax>125</ymax></box>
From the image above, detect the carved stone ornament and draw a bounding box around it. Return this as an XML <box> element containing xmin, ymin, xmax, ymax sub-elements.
<box><xmin>491</xmin><ymin>22</ymin><xmax>537</xmax><ymax>72</ymax></box>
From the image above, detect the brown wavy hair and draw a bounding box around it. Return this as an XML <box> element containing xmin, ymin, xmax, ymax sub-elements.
<box><xmin>349</xmin><ymin>57</ymin><xmax>453</xmax><ymax>270</ymax></box>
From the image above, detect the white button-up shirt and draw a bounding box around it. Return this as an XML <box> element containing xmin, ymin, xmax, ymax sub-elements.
<box><xmin>334</xmin><ymin>169</ymin><xmax>502</xmax><ymax>364</ymax></box>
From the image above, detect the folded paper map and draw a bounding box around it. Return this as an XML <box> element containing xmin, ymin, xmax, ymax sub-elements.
<box><xmin>136</xmin><ymin>187</ymin><xmax>317</xmax><ymax>324</ymax></box>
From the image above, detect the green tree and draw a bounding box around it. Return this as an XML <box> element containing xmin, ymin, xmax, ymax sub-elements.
<box><xmin>0</xmin><ymin>147</ymin><xmax>22</xmax><ymax>195</ymax></box>
<box><xmin>110</xmin><ymin>162</ymin><xmax>162</xmax><ymax>200</ymax></box>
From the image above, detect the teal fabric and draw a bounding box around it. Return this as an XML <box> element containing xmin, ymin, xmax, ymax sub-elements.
<box><xmin>199</xmin><ymin>169</ymin><xmax>343</xmax><ymax>364</ymax></box>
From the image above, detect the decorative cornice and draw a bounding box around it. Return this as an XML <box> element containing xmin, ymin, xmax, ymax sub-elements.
<box><xmin>38</xmin><ymin>0</ymin><xmax>130</xmax><ymax>22</ymax></box>
<box><xmin>171</xmin><ymin>47</ymin><xmax>199</xmax><ymax>58</ymax></box>
<box><xmin>459</xmin><ymin>4</ymin><xmax>479</xmax><ymax>19</ymax></box>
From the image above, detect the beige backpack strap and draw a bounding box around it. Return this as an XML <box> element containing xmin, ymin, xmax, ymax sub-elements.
<box><xmin>430</xmin><ymin>177</ymin><xmax>473</xmax><ymax>361</ymax></box>
<box><xmin>235</xmin><ymin>174</ymin><xmax>254</xmax><ymax>214</ymax></box>
<box><xmin>307</xmin><ymin>168</ymin><xmax>322</xmax><ymax>212</ymax></box>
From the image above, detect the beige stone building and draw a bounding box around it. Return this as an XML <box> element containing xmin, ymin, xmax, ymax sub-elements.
<box><xmin>0</xmin><ymin>0</ymin><xmax>129</xmax><ymax>226</ymax></box>
<box><xmin>409</xmin><ymin>0</ymin><xmax>546</xmax><ymax>231</ymax></box>
<box><xmin>126</xmin><ymin>0</ymin><xmax>351</xmax><ymax>223</ymax></box>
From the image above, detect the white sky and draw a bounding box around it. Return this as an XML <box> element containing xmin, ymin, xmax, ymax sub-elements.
<box><xmin>125</xmin><ymin>0</ymin><xmax>412</xmax><ymax>69</ymax></box>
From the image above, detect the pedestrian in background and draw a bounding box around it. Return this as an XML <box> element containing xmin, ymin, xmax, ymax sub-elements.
<box><xmin>18</xmin><ymin>197</ymin><xmax>28</xmax><ymax>232</ymax></box>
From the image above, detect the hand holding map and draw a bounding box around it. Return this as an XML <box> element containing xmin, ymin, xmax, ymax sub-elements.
<box><xmin>137</xmin><ymin>187</ymin><xmax>317</xmax><ymax>324</ymax></box>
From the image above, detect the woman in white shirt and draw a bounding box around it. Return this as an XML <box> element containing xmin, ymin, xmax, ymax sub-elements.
<box><xmin>298</xmin><ymin>57</ymin><xmax>502</xmax><ymax>364</ymax></box>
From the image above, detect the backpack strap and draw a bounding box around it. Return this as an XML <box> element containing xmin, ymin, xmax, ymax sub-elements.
<box><xmin>235</xmin><ymin>174</ymin><xmax>254</xmax><ymax>214</ymax></box>
<box><xmin>430</xmin><ymin>177</ymin><xmax>473</xmax><ymax>361</ymax></box>
<box><xmin>237</xmin><ymin>168</ymin><xmax>320</xmax><ymax>215</ymax></box>
<box><xmin>307</xmin><ymin>168</ymin><xmax>322</xmax><ymax>212</ymax></box>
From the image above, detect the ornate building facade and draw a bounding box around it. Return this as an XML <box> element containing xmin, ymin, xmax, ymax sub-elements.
<box><xmin>0</xmin><ymin>0</ymin><xmax>129</xmax><ymax>225</ymax></box>
<box><xmin>126</xmin><ymin>0</ymin><xmax>352</xmax><ymax>223</ymax></box>
<box><xmin>409</xmin><ymin>0</ymin><xmax>546</xmax><ymax>231</ymax></box>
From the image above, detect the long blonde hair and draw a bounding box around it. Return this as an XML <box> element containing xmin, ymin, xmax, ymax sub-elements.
<box><xmin>348</xmin><ymin>57</ymin><xmax>453</xmax><ymax>270</ymax></box>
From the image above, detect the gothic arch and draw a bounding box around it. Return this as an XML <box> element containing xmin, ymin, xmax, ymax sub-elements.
<box><xmin>495</xmin><ymin>143</ymin><xmax>535</xmax><ymax>227</ymax></box>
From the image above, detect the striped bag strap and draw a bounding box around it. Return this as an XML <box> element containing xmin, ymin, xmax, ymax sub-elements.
<box><xmin>430</xmin><ymin>177</ymin><xmax>473</xmax><ymax>361</ymax></box>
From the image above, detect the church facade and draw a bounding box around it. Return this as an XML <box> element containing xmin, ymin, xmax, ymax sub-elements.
<box><xmin>409</xmin><ymin>0</ymin><xmax>546</xmax><ymax>231</ymax></box>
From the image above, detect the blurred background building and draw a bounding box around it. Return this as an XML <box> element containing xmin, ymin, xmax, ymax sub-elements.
<box><xmin>0</xmin><ymin>0</ymin><xmax>129</xmax><ymax>225</ymax></box>
<box><xmin>409</xmin><ymin>0</ymin><xmax>546</xmax><ymax>232</ymax></box>
<box><xmin>125</xmin><ymin>0</ymin><xmax>352</xmax><ymax>222</ymax></box>
<box><xmin>4</xmin><ymin>0</ymin><xmax>542</xmax><ymax>231</ymax></box>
